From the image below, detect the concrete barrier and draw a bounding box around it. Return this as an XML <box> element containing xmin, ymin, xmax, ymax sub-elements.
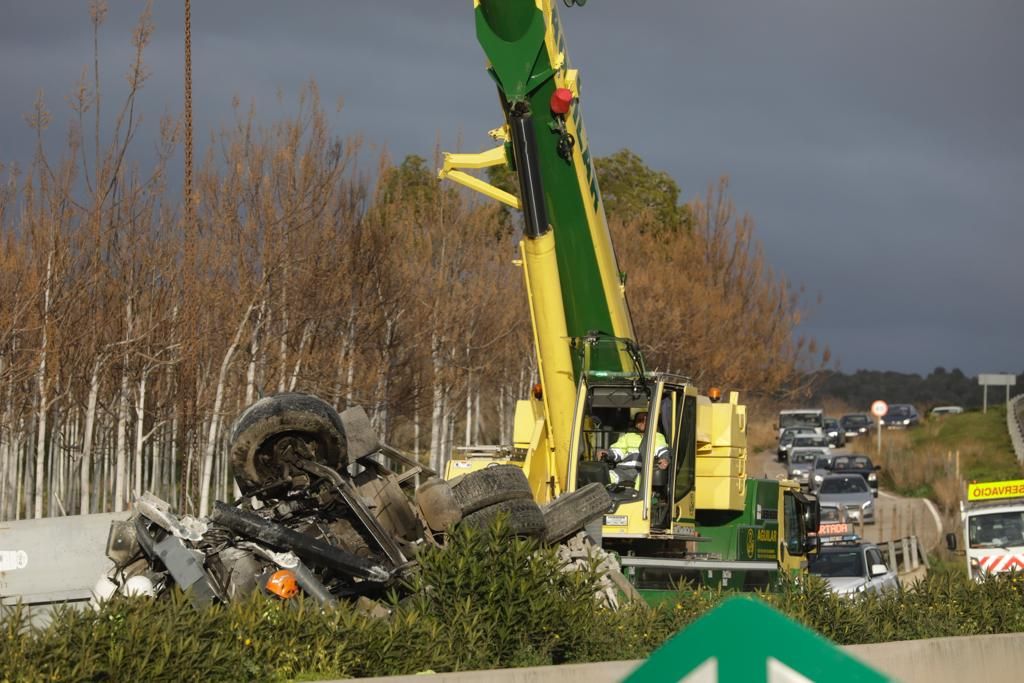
<box><xmin>847</xmin><ymin>632</ymin><xmax>1024</xmax><ymax>681</ymax></box>
<box><xmin>342</xmin><ymin>632</ymin><xmax>1024</xmax><ymax>683</ymax></box>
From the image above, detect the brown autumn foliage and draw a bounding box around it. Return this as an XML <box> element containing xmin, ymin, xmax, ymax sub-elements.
<box><xmin>612</xmin><ymin>176</ymin><xmax>827</xmax><ymax>399</ymax></box>
<box><xmin>0</xmin><ymin>4</ymin><xmax>819</xmax><ymax>521</ymax></box>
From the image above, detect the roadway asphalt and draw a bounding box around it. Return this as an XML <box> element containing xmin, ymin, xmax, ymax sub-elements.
<box><xmin>748</xmin><ymin>442</ymin><xmax>945</xmax><ymax>552</ymax></box>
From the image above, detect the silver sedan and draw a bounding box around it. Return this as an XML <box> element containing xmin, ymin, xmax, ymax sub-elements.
<box><xmin>817</xmin><ymin>474</ymin><xmax>875</xmax><ymax>523</ymax></box>
<box><xmin>787</xmin><ymin>448</ymin><xmax>828</xmax><ymax>488</ymax></box>
<box><xmin>809</xmin><ymin>542</ymin><xmax>898</xmax><ymax>596</ymax></box>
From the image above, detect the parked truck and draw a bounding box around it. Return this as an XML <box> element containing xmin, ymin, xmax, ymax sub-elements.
<box><xmin>439</xmin><ymin>0</ymin><xmax>818</xmax><ymax>594</ymax></box>
<box><xmin>947</xmin><ymin>479</ymin><xmax>1024</xmax><ymax>579</ymax></box>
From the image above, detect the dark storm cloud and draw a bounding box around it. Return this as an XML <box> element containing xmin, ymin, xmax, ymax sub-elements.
<box><xmin>1</xmin><ymin>1</ymin><xmax>1020</xmax><ymax>376</ymax></box>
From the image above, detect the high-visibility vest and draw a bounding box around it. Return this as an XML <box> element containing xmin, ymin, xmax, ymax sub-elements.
<box><xmin>610</xmin><ymin>431</ymin><xmax>670</xmax><ymax>469</ymax></box>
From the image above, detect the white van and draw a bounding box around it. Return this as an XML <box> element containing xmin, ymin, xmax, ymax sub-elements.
<box><xmin>930</xmin><ymin>405</ymin><xmax>964</xmax><ymax>417</ymax></box>
<box><xmin>948</xmin><ymin>479</ymin><xmax>1024</xmax><ymax>579</ymax></box>
<box><xmin>777</xmin><ymin>409</ymin><xmax>824</xmax><ymax>439</ymax></box>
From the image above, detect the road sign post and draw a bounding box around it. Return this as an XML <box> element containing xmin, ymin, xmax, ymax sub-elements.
<box><xmin>871</xmin><ymin>400</ymin><xmax>888</xmax><ymax>455</ymax></box>
<box><xmin>978</xmin><ymin>373</ymin><xmax>1017</xmax><ymax>414</ymax></box>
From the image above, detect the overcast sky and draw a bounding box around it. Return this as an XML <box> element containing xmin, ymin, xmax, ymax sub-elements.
<box><xmin>1</xmin><ymin>1</ymin><xmax>1021</xmax><ymax>377</ymax></box>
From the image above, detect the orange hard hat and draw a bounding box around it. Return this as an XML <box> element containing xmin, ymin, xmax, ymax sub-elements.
<box><xmin>265</xmin><ymin>569</ymin><xmax>299</xmax><ymax>599</ymax></box>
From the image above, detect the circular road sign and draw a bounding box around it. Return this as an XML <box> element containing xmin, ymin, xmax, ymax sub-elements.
<box><xmin>871</xmin><ymin>400</ymin><xmax>888</xmax><ymax>417</ymax></box>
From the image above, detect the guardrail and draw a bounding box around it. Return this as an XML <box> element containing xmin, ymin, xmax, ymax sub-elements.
<box><xmin>876</xmin><ymin>535</ymin><xmax>929</xmax><ymax>575</ymax></box>
<box><xmin>1009</xmin><ymin>393</ymin><xmax>1024</xmax><ymax>463</ymax></box>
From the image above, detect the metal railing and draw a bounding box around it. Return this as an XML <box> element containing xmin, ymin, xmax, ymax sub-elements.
<box><xmin>876</xmin><ymin>535</ymin><xmax>929</xmax><ymax>575</ymax></box>
<box><xmin>1009</xmin><ymin>394</ymin><xmax>1024</xmax><ymax>463</ymax></box>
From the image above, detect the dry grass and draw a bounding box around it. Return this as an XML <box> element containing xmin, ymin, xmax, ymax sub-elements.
<box><xmin>874</xmin><ymin>409</ymin><xmax>1020</xmax><ymax>511</ymax></box>
<box><xmin>746</xmin><ymin>418</ymin><xmax>779</xmax><ymax>454</ymax></box>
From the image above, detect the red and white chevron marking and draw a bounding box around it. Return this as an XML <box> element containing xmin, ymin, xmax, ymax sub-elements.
<box><xmin>976</xmin><ymin>554</ymin><xmax>1024</xmax><ymax>574</ymax></box>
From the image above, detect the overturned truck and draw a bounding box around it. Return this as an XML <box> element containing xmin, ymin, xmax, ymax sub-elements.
<box><xmin>3</xmin><ymin>393</ymin><xmax>613</xmax><ymax>612</ymax></box>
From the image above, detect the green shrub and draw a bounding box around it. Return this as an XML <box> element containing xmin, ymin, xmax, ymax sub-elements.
<box><xmin>5</xmin><ymin>525</ymin><xmax>1024</xmax><ymax>681</ymax></box>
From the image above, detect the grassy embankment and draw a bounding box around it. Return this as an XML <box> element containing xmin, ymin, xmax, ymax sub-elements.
<box><xmin>875</xmin><ymin>406</ymin><xmax>1020</xmax><ymax>513</ymax></box>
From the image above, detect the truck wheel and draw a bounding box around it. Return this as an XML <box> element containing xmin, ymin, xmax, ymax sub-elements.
<box><xmin>541</xmin><ymin>483</ymin><xmax>613</xmax><ymax>544</ymax></box>
<box><xmin>230</xmin><ymin>393</ymin><xmax>347</xmax><ymax>495</ymax></box>
<box><xmin>415</xmin><ymin>478</ymin><xmax>462</xmax><ymax>532</ymax></box>
<box><xmin>449</xmin><ymin>465</ymin><xmax>533</xmax><ymax>516</ymax></box>
<box><xmin>460</xmin><ymin>498</ymin><xmax>547</xmax><ymax>539</ymax></box>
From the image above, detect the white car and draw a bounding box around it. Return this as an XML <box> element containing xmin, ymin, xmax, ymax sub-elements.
<box><xmin>930</xmin><ymin>405</ymin><xmax>964</xmax><ymax>417</ymax></box>
<box><xmin>809</xmin><ymin>542</ymin><xmax>898</xmax><ymax>597</ymax></box>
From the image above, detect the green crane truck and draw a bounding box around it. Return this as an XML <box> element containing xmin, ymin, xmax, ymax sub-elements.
<box><xmin>439</xmin><ymin>0</ymin><xmax>818</xmax><ymax>594</ymax></box>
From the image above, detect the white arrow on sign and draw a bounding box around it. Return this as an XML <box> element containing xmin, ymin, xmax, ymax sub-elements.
<box><xmin>679</xmin><ymin>656</ymin><xmax>816</xmax><ymax>682</ymax></box>
<box><xmin>768</xmin><ymin>657</ymin><xmax>815</xmax><ymax>683</ymax></box>
<box><xmin>681</xmin><ymin>658</ymin><xmax>717</xmax><ymax>683</ymax></box>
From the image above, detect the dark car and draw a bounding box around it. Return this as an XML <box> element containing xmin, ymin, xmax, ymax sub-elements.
<box><xmin>881</xmin><ymin>404</ymin><xmax>920</xmax><ymax>428</ymax></box>
<box><xmin>840</xmin><ymin>413</ymin><xmax>873</xmax><ymax>439</ymax></box>
<box><xmin>831</xmin><ymin>454</ymin><xmax>881</xmax><ymax>497</ymax></box>
<box><xmin>824</xmin><ymin>417</ymin><xmax>846</xmax><ymax>448</ymax></box>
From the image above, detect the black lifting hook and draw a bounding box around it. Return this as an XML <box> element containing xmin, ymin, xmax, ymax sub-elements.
<box><xmin>557</xmin><ymin>129</ymin><xmax>576</xmax><ymax>162</ymax></box>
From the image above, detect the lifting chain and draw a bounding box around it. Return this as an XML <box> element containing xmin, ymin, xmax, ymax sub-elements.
<box><xmin>557</xmin><ymin>129</ymin><xmax>576</xmax><ymax>162</ymax></box>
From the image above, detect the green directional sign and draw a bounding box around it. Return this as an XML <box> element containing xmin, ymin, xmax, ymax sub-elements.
<box><xmin>624</xmin><ymin>597</ymin><xmax>889</xmax><ymax>682</ymax></box>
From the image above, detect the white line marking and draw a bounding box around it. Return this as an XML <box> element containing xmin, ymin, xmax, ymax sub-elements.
<box><xmin>877</xmin><ymin>490</ymin><xmax>897</xmax><ymax>500</ymax></box>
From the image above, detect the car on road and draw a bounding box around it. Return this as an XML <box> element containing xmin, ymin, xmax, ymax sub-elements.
<box><xmin>776</xmin><ymin>427</ymin><xmax>817</xmax><ymax>462</ymax></box>
<box><xmin>818</xmin><ymin>501</ymin><xmax>848</xmax><ymax>525</ymax></box>
<box><xmin>808</xmin><ymin>542</ymin><xmax>898</xmax><ymax>597</ymax></box>
<box><xmin>810</xmin><ymin>452</ymin><xmax>836</xmax><ymax>492</ymax></box>
<box><xmin>881</xmin><ymin>403</ymin><xmax>920</xmax><ymax>428</ymax></box>
<box><xmin>824</xmin><ymin>417</ymin><xmax>846</xmax><ymax>448</ymax></box>
<box><xmin>831</xmin><ymin>454</ymin><xmax>881</xmax><ymax>497</ymax></box>
<box><xmin>930</xmin><ymin>405</ymin><xmax>964</xmax><ymax>417</ymax></box>
<box><xmin>840</xmin><ymin>413</ymin><xmax>873</xmax><ymax>439</ymax></box>
<box><xmin>817</xmin><ymin>474</ymin><xmax>875</xmax><ymax>523</ymax></box>
<box><xmin>777</xmin><ymin>409</ymin><xmax>824</xmax><ymax>439</ymax></box>
<box><xmin>787</xmin><ymin>449</ymin><xmax>827</xmax><ymax>488</ymax></box>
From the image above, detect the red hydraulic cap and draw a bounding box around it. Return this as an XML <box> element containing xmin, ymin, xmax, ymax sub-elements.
<box><xmin>550</xmin><ymin>88</ymin><xmax>573</xmax><ymax>115</ymax></box>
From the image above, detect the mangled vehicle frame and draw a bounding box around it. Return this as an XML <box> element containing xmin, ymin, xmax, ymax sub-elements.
<box><xmin>89</xmin><ymin>393</ymin><xmax>611</xmax><ymax>608</ymax></box>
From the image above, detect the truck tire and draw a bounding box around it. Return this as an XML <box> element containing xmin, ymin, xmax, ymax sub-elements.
<box><xmin>541</xmin><ymin>483</ymin><xmax>613</xmax><ymax>545</ymax></box>
<box><xmin>460</xmin><ymin>498</ymin><xmax>547</xmax><ymax>539</ymax></box>
<box><xmin>230</xmin><ymin>393</ymin><xmax>347</xmax><ymax>495</ymax></box>
<box><xmin>449</xmin><ymin>465</ymin><xmax>533</xmax><ymax>516</ymax></box>
<box><xmin>415</xmin><ymin>478</ymin><xmax>462</xmax><ymax>532</ymax></box>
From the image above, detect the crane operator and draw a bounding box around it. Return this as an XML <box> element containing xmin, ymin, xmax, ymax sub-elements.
<box><xmin>606</xmin><ymin>412</ymin><xmax>670</xmax><ymax>486</ymax></box>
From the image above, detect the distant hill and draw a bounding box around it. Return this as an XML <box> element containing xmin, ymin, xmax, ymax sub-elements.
<box><xmin>810</xmin><ymin>368</ymin><xmax>1023</xmax><ymax>412</ymax></box>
